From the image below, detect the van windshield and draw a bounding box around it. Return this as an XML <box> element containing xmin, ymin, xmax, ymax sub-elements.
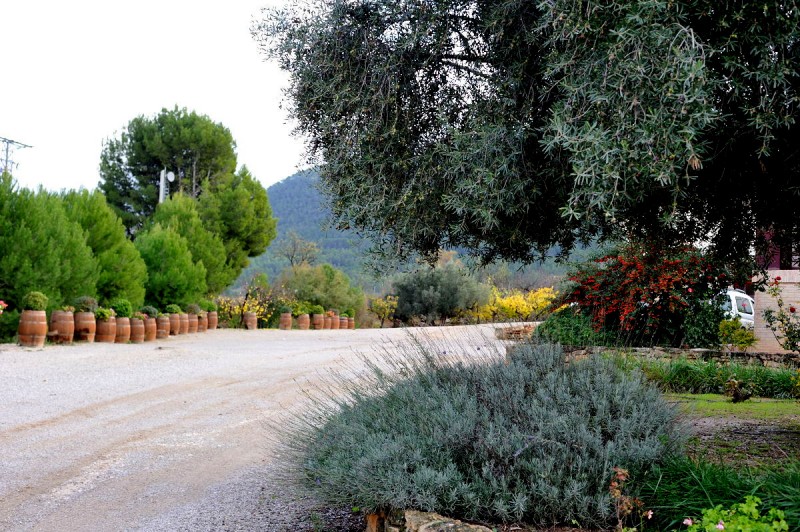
<box><xmin>735</xmin><ymin>297</ymin><xmax>753</xmax><ymax>315</ymax></box>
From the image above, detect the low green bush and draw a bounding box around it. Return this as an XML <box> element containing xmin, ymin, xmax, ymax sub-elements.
<box><xmin>291</xmin><ymin>301</ymin><xmax>311</xmax><ymax>317</ymax></box>
<box><xmin>73</xmin><ymin>296</ymin><xmax>98</xmax><ymax>313</ymax></box>
<box><xmin>619</xmin><ymin>358</ymin><xmax>797</xmax><ymax>398</ymax></box>
<box><xmin>140</xmin><ymin>305</ymin><xmax>159</xmax><ymax>319</ymax></box>
<box><xmin>310</xmin><ymin>304</ymin><xmax>325</xmax><ymax>315</ymax></box>
<box><xmin>280</xmin><ymin>339</ymin><xmax>685</xmax><ymax>527</ymax></box>
<box><xmin>165</xmin><ymin>304</ymin><xmax>182</xmax><ymax>314</ymax></box>
<box><xmin>186</xmin><ymin>303</ymin><xmax>201</xmax><ymax>315</ymax></box>
<box><xmin>0</xmin><ymin>309</ymin><xmax>21</xmax><ymax>342</ymax></box>
<box><xmin>199</xmin><ymin>299</ymin><xmax>217</xmax><ymax>312</ymax></box>
<box><xmin>685</xmin><ymin>496</ymin><xmax>788</xmax><ymax>531</ymax></box>
<box><xmin>633</xmin><ymin>458</ymin><xmax>800</xmax><ymax>530</ymax></box>
<box><xmin>21</xmin><ymin>291</ymin><xmax>48</xmax><ymax>311</ymax></box>
<box><xmin>109</xmin><ymin>298</ymin><xmax>132</xmax><ymax>318</ymax></box>
<box><xmin>719</xmin><ymin>319</ymin><xmax>757</xmax><ymax>351</ymax></box>
<box><xmin>94</xmin><ymin>307</ymin><xmax>113</xmax><ymax>320</ymax></box>
<box><xmin>535</xmin><ymin>307</ymin><xmax>615</xmax><ymax>347</ymax></box>
<box><xmin>682</xmin><ymin>300</ymin><xmax>725</xmax><ymax>349</ymax></box>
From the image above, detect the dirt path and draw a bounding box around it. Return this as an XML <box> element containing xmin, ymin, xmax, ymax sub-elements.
<box><xmin>0</xmin><ymin>326</ymin><xmax>502</xmax><ymax>531</ymax></box>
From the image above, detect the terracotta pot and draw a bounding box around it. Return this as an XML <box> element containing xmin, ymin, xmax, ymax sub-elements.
<box><xmin>244</xmin><ymin>311</ymin><xmax>258</xmax><ymax>330</ymax></box>
<box><xmin>129</xmin><ymin>318</ymin><xmax>145</xmax><ymax>343</ymax></box>
<box><xmin>18</xmin><ymin>310</ymin><xmax>47</xmax><ymax>348</ymax></box>
<box><xmin>115</xmin><ymin>317</ymin><xmax>131</xmax><ymax>343</ymax></box>
<box><xmin>197</xmin><ymin>313</ymin><xmax>208</xmax><ymax>332</ymax></box>
<box><xmin>144</xmin><ymin>317</ymin><xmax>157</xmax><ymax>341</ymax></box>
<box><xmin>50</xmin><ymin>310</ymin><xmax>75</xmax><ymax>344</ymax></box>
<box><xmin>169</xmin><ymin>313</ymin><xmax>180</xmax><ymax>335</ymax></box>
<box><xmin>95</xmin><ymin>318</ymin><xmax>116</xmax><ymax>343</ymax></box>
<box><xmin>207</xmin><ymin>311</ymin><xmax>218</xmax><ymax>330</ymax></box>
<box><xmin>74</xmin><ymin>311</ymin><xmax>96</xmax><ymax>342</ymax></box>
<box><xmin>157</xmin><ymin>316</ymin><xmax>171</xmax><ymax>339</ymax></box>
<box><xmin>323</xmin><ymin>316</ymin><xmax>331</xmax><ymax>329</ymax></box>
<box><xmin>312</xmin><ymin>313</ymin><xmax>324</xmax><ymax>330</ymax></box>
<box><xmin>330</xmin><ymin>314</ymin><xmax>340</xmax><ymax>330</ymax></box>
<box><xmin>348</xmin><ymin>317</ymin><xmax>355</xmax><ymax>330</ymax></box>
<box><xmin>188</xmin><ymin>313</ymin><xmax>198</xmax><ymax>333</ymax></box>
<box><xmin>296</xmin><ymin>313</ymin><xmax>310</xmax><ymax>330</ymax></box>
<box><xmin>179</xmin><ymin>313</ymin><xmax>189</xmax><ymax>334</ymax></box>
<box><xmin>278</xmin><ymin>312</ymin><xmax>292</xmax><ymax>330</ymax></box>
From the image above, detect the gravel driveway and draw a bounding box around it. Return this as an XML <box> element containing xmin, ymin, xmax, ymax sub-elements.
<box><xmin>0</xmin><ymin>325</ymin><xmax>502</xmax><ymax>531</ymax></box>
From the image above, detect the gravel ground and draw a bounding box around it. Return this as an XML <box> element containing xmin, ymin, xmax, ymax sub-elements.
<box><xmin>0</xmin><ymin>325</ymin><xmax>502</xmax><ymax>532</ymax></box>
<box><xmin>137</xmin><ymin>464</ymin><xmax>363</xmax><ymax>531</ymax></box>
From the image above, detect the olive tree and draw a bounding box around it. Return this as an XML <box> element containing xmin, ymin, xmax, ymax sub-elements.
<box><xmin>256</xmin><ymin>1</ymin><xmax>800</xmax><ymax>273</ymax></box>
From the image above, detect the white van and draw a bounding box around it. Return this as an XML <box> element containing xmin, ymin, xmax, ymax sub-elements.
<box><xmin>720</xmin><ymin>289</ymin><xmax>755</xmax><ymax>329</ymax></box>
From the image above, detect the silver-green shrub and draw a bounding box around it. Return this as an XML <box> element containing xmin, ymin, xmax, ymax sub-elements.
<box><xmin>279</xmin><ymin>338</ymin><xmax>685</xmax><ymax>527</ymax></box>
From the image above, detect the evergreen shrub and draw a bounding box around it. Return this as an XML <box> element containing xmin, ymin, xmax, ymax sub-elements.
<box><xmin>73</xmin><ymin>296</ymin><xmax>98</xmax><ymax>313</ymax></box>
<box><xmin>109</xmin><ymin>298</ymin><xmax>132</xmax><ymax>318</ymax></box>
<box><xmin>165</xmin><ymin>304</ymin><xmax>182</xmax><ymax>314</ymax></box>
<box><xmin>280</xmin><ymin>338</ymin><xmax>685</xmax><ymax>527</ymax></box>
<box><xmin>393</xmin><ymin>263</ymin><xmax>489</xmax><ymax>325</ymax></box>
<box><xmin>535</xmin><ymin>307</ymin><xmax>615</xmax><ymax>347</ymax></box>
<box><xmin>199</xmin><ymin>299</ymin><xmax>217</xmax><ymax>312</ymax></box>
<box><xmin>95</xmin><ymin>307</ymin><xmax>113</xmax><ymax>320</ymax></box>
<box><xmin>682</xmin><ymin>300</ymin><xmax>725</xmax><ymax>349</ymax></box>
<box><xmin>140</xmin><ymin>306</ymin><xmax>159</xmax><ymax>319</ymax></box>
<box><xmin>21</xmin><ymin>291</ymin><xmax>48</xmax><ymax>311</ymax></box>
<box><xmin>186</xmin><ymin>303</ymin><xmax>202</xmax><ymax>315</ymax></box>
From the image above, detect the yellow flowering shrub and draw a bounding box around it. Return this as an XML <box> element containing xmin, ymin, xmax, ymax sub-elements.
<box><xmin>462</xmin><ymin>287</ymin><xmax>558</xmax><ymax>323</ymax></box>
<box><xmin>526</xmin><ymin>287</ymin><xmax>558</xmax><ymax>318</ymax></box>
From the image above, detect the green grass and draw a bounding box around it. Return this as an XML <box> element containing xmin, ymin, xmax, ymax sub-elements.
<box><xmin>609</xmin><ymin>355</ymin><xmax>800</xmax><ymax>399</ymax></box>
<box><xmin>666</xmin><ymin>393</ymin><xmax>800</xmax><ymax>471</ymax></box>
<box><xmin>668</xmin><ymin>393</ymin><xmax>800</xmax><ymax>420</ymax></box>
<box><xmin>634</xmin><ymin>458</ymin><xmax>800</xmax><ymax>531</ymax></box>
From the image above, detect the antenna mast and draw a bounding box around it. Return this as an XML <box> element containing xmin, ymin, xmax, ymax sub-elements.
<box><xmin>0</xmin><ymin>136</ymin><xmax>32</xmax><ymax>174</ymax></box>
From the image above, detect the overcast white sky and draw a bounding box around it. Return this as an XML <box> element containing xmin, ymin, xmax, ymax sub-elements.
<box><xmin>1</xmin><ymin>0</ymin><xmax>306</xmax><ymax>193</ymax></box>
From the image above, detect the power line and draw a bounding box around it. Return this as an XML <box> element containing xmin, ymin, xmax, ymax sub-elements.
<box><xmin>0</xmin><ymin>136</ymin><xmax>33</xmax><ymax>174</ymax></box>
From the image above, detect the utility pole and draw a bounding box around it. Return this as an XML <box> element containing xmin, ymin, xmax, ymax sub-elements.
<box><xmin>0</xmin><ymin>136</ymin><xmax>32</xmax><ymax>174</ymax></box>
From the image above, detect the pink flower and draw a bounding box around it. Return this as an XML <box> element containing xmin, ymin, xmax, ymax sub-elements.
<box><xmin>683</xmin><ymin>518</ymin><xmax>693</xmax><ymax>526</ymax></box>
<box><xmin>688</xmin><ymin>288</ymin><xmax>694</xmax><ymax>293</ymax></box>
<box><xmin>716</xmin><ymin>521</ymin><xmax>725</xmax><ymax>530</ymax></box>
<box><xmin>646</xmin><ymin>510</ymin><xmax>653</xmax><ymax>519</ymax></box>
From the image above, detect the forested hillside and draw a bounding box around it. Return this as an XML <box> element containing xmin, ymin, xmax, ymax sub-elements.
<box><xmin>235</xmin><ymin>170</ymin><xmax>376</xmax><ymax>291</ymax></box>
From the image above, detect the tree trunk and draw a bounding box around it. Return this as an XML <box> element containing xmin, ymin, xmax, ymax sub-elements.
<box><xmin>192</xmin><ymin>159</ymin><xmax>198</xmax><ymax>197</ymax></box>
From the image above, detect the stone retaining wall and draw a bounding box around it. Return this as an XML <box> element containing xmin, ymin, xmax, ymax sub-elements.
<box><xmin>366</xmin><ymin>510</ymin><xmax>491</xmax><ymax>532</ymax></box>
<box><xmin>506</xmin><ymin>344</ymin><xmax>800</xmax><ymax>369</ymax></box>
<box><xmin>559</xmin><ymin>345</ymin><xmax>800</xmax><ymax>368</ymax></box>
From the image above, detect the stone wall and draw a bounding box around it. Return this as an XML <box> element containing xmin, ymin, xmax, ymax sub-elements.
<box><xmin>366</xmin><ymin>510</ymin><xmax>491</xmax><ymax>532</ymax></box>
<box><xmin>754</xmin><ymin>269</ymin><xmax>800</xmax><ymax>354</ymax></box>
<box><xmin>507</xmin><ymin>345</ymin><xmax>800</xmax><ymax>369</ymax></box>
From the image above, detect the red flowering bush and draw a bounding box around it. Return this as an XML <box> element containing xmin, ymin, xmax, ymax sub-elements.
<box><xmin>566</xmin><ymin>242</ymin><xmax>729</xmax><ymax>346</ymax></box>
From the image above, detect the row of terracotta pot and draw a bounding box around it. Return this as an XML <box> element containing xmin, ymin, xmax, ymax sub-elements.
<box><xmin>277</xmin><ymin>312</ymin><xmax>356</xmax><ymax>331</ymax></box>
<box><xmin>18</xmin><ymin>310</ymin><xmax>219</xmax><ymax>348</ymax></box>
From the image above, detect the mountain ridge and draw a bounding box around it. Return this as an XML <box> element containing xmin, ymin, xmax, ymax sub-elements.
<box><xmin>236</xmin><ymin>169</ymin><xmax>375</xmax><ymax>290</ymax></box>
